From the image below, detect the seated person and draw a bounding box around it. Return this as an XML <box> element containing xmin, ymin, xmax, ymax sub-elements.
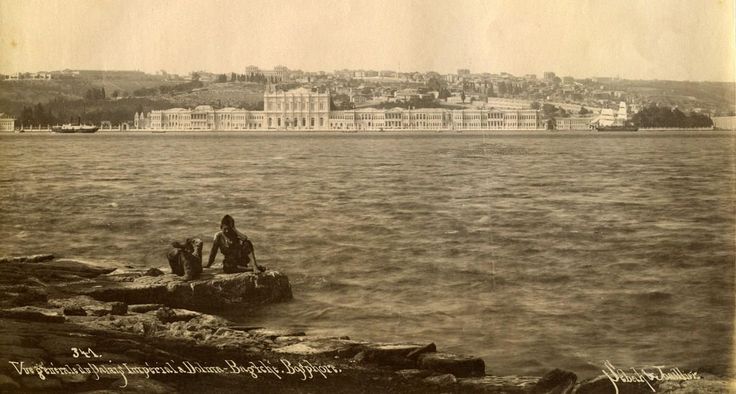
<box><xmin>167</xmin><ymin>237</ymin><xmax>204</xmax><ymax>280</ymax></box>
<box><xmin>206</xmin><ymin>214</ymin><xmax>264</xmax><ymax>273</ymax></box>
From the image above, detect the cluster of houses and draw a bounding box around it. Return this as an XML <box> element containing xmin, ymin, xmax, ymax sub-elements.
<box><xmin>229</xmin><ymin>66</ymin><xmax>638</xmax><ymax>113</ymax></box>
<box><xmin>1</xmin><ymin>72</ymin><xmax>53</xmax><ymax>81</ymax></box>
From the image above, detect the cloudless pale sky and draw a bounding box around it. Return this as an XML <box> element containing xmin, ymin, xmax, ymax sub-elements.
<box><xmin>0</xmin><ymin>0</ymin><xmax>734</xmax><ymax>81</ymax></box>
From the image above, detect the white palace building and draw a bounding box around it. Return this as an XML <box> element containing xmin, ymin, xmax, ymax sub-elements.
<box><xmin>136</xmin><ymin>88</ymin><xmax>542</xmax><ymax>131</ymax></box>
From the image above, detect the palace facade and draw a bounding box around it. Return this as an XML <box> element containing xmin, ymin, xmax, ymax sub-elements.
<box><xmin>0</xmin><ymin>113</ymin><xmax>15</xmax><ymax>131</ymax></box>
<box><xmin>555</xmin><ymin>116</ymin><xmax>596</xmax><ymax>130</ymax></box>
<box><xmin>138</xmin><ymin>88</ymin><xmax>543</xmax><ymax>131</ymax></box>
<box><xmin>263</xmin><ymin>87</ymin><xmax>330</xmax><ymax>129</ymax></box>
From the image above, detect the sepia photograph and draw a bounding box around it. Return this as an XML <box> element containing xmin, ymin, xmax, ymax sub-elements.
<box><xmin>0</xmin><ymin>0</ymin><xmax>734</xmax><ymax>392</ymax></box>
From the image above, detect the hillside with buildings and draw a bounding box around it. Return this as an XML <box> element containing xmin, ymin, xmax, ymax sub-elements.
<box><xmin>1</xmin><ymin>66</ymin><xmax>733</xmax><ymax>130</ymax></box>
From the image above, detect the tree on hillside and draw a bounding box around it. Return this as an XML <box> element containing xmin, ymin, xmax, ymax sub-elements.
<box><xmin>631</xmin><ymin>104</ymin><xmax>713</xmax><ymax>128</ymax></box>
<box><xmin>330</xmin><ymin>94</ymin><xmax>354</xmax><ymax>110</ymax></box>
<box><xmin>372</xmin><ymin>95</ymin><xmax>447</xmax><ymax>110</ymax></box>
<box><xmin>132</xmin><ymin>87</ymin><xmax>158</xmax><ymax>96</ymax></box>
<box><xmin>18</xmin><ymin>103</ymin><xmax>58</xmax><ymax>126</ymax></box>
<box><xmin>542</xmin><ymin>103</ymin><xmax>557</xmax><ymax>115</ymax></box>
<box><xmin>247</xmin><ymin>73</ymin><xmax>267</xmax><ymax>84</ymax></box>
<box><xmin>84</xmin><ymin>88</ymin><xmax>106</xmax><ymax>100</ymax></box>
<box><xmin>460</xmin><ymin>91</ymin><xmax>466</xmax><ymax>103</ymax></box>
<box><xmin>439</xmin><ymin>88</ymin><xmax>451</xmax><ymax>100</ymax></box>
<box><xmin>531</xmin><ymin>101</ymin><xmax>541</xmax><ymax>110</ymax></box>
<box><xmin>426</xmin><ymin>77</ymin><xmax>443</xmax><ymax>93</ymax></box>
<box><xmin>251</xmin><ymin>100</ymin><xmax>264</xmax><ymax>111</ymax></box>
<box><xmin>579</xmin><ymin>106</ymin><xmax>590</xmax><ymax>115</ymax></box>
<box><xmin>216</xmin><ymin>74</ymin><xmax>227</xmax><ymax>83</ymax></box>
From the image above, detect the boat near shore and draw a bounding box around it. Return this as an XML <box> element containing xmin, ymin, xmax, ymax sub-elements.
<box><xmin>592</xmin><ymin>102</ymin><xmax>638</xmax><ymax>132</ymax></box>
<box><xmin>50</xmin><ymin>124</ymin><xmax>99</xmax><ymax>133</ymax></box>
<box><xmin>595</xmin><ymin>125</ymin><xmax>639</xmax><ymax>132</ymax></box>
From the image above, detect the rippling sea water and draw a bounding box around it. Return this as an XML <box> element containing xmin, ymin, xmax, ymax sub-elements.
<box><xmin>0</xmin><ymin>131</ymin><xmax>733</xmax><ymax>378</ymax></box>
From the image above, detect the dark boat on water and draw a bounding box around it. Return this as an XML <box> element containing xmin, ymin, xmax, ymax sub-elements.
<box><xmin>51</xmin><ymin>116</ymin><xmax>99</xmax><ymax>134</ymax></box>
<box><xmin>595</xmin><ymin>125</ymin><xmax>639</xmax><ymax>132</ymax></box>
<box><xmin>51</xmin><ymin>124</ymin><xmax>100</xmax><ymax>133</ymax></box>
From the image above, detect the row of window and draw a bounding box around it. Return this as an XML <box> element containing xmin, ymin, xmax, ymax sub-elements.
<box><xmin>266</xmin><ymin>101</ymin><xmax>327</xmax><ymax>111</ymax></box>
<box><xmin>151</xmin><ymin>122</ymin><xmax>264</xmax><ymax>129</ymax></box>
<box><xmin>267</xmin><ymin>117</ymin><xmax>327</xmax><ymax>128</ymax></box>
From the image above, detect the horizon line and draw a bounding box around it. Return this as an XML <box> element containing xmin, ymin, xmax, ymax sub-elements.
<box><xmin>2</xmin><ymin>67</ymin><xmax>734</xmax><ymax>84</ymax></box>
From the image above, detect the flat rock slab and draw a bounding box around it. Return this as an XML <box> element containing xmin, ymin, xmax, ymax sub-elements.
<box><xmin>658</xmin><ymin>374</ymin><xmax>733</xmax><ymax>393</ymax></box>
<box><xmin>423</xmin><ymin>373</ymin><xmax>457</xmax><ymax>386</ymax></box>
<box><xmin>0</xmin><ymin>306</ymin><xmax>65</xmax><ymax>323</ymax></box>
<box><xmin>0</xmin><ymin>284</ymin><xmax>48</xmax><ymax>308</ymax></box>
<box><xmin>128</xmin><ymin>303</ymin><xmax>165</xmax><ymax>313</ymax></box>
<box><xmin>49</xmin><ymin>296</ymin><xmax>127</xmax><ymax>316</ymax></box>
<box><xmin>0</xmin><ymin>254</ymin><xmax>55</xmax><ymax>263</ymax></box>
<box><xmin>418</xmin><ymin>352</ymin><xmax>486</xmax><ymax>378</ymax></box>
<box><xmin>273</xmin><ymin>338</ymin><xmax>365</xmax><ymax>357</ymax></box>
<box><xmin>80</xmin><ymin>270</ymin><xmax>293</xmax><ymax>312</ymax></box>
<box><xmin>0</xmin><ymin>259</ymin><xmax>116</xmax><ymax>287</ymax></box>
<box><xmin>355</xmin><ymin>343</ymin><xmax>436</xmax><ymax>368</ymax></box>
<box><xmin>395</xmin><ymin>369</ymin><xmax>433</xmax><ymax>380</ymax></box>
<box><xmin>457</xmin><ymin>375</ymin><xmax>541</xmax><ymax>393</ymax></box>
<box><xmin>532</xmin><ymin>368</ymin><xmax>577</xmax><ymax>394</ymax></box>
<box><xmin>575</xmin><ymin>375</ymin><xmax>656</xmax><ymax>394</ymax></box>
<box><xmin>154</xmin><ymin>307</ymin><xmax>202</xmax><ymax>323</ymax></box>
<box><xmin>248</xmin><ymin>328</ymin><xmax>307</xmax><ymax>339</ymax></box>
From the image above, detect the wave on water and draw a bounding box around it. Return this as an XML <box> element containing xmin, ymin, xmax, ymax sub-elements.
<box><xmin>0</xmin><ymin>132</ymin><xmax>733</xmax><ymax>378</ymax></box>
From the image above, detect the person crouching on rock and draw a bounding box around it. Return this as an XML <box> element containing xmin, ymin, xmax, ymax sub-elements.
<box><xmin>206</xmin><ymin>214</ymin><xmax>264</xmax><ymax>274</ymax></box>
<box><xmin>167</xmin><ymin>238</ymin><xmax>204</xmax><ymax>280</ymax></box>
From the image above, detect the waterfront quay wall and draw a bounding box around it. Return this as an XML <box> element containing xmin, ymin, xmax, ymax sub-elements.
<box><xmin>134</xmin><ymin>88</ymin><xmax>543</xmax><ymax>132</ymax></box>
<box><xmin>136</xmin><ymin>108</ymin><xmax>544</xmax><ymax>132</ymax></box>
<box><xmin>639</xmin><ymin>127</ymin><xmax>715</xmax><ymax>131</ymax></box>
<box><xmin>132</xmin><ymin>127</ymin><xmax>548</xmax><ymax>133</ymax></box>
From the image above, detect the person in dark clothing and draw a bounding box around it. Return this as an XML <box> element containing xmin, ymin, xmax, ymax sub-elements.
<box><xmin>206</xmin><ymin>215</ymin><xmax>264</xmax><ymax>273</ymax></box>
<box><xmin>167</xmin><ymin>237</ymin><xmax>204</xmax><ymax>280</ymax></box>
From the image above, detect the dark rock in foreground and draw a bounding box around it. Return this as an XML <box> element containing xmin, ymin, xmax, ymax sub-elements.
<box><xmin>418</xmin><ymin>352</ymin><xmax>486</xmax><ymax>377</ymax></box>
<box><xmin>0</xmin><ymin>305</ymin><xmax>65</xmax><ymax>323</ymax></box>
<box><xmin>0</xmin><ymin>254</ymin><xmax>55</xmax><ymax>264</ymax></box>
<box><xmin>532</xmin><ymin>368</ymin><xmax>577</xmax><ymax>394</ymax></box>
<box><xmin>0</xmin><ymin>254</ymin><xmax>731</xmax><ymax>393</ymax></box>
<box><xmin>78</xmin><ymin>270</ymin><xmax>293</xmax><ymax>311</ymax></box>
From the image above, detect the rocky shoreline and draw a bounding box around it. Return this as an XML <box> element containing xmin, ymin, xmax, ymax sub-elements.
<box><xmin>0</xmin><ymin>254</ymin><xmax>730</xmax><ymax>393</ymax></box>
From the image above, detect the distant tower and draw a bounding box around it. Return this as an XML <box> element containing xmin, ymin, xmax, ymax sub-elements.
<box><xmin>617</xmin><ymin>102</ymin><xmax>628</xmax><ymax>121</ymax></box>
